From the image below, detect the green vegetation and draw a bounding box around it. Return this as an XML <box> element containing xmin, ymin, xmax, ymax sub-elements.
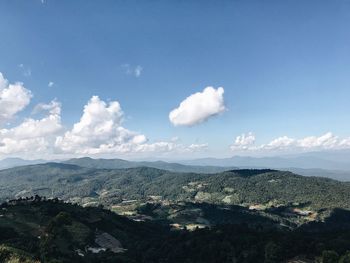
<box><xmin>1</xmin><ymin>164</ymin><xmax>350</xmax><ymax>211</ymax></box>
<box><xmin>2</xmin><ymin>163</ymin><xmax>350</xmax><ymax>262</ymax></box>
<box><xmin>1</xmin><ymin>199</ymin><xmax>350</xmax><ymax>262</ymax></box>
<box><xmin>64</xmin><ymin>157</ymin><xmax>235</xmax><ymax>174</ymax></box>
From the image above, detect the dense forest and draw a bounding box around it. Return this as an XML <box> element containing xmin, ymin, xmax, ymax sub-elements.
<box><xmin>0</xmin><ymin>163</ymin><xmax>350</xmax><ymax>210</ymax></box>
<box><xmin>1</xmin><ymin>199</ymin><xmax>350</xmax><ymax>263</ymax></box>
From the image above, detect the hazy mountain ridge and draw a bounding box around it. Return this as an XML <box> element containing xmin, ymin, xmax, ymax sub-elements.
<box><xmin>0</xmin><ymin>158</ymin><xmax>47</xmax><ymax>170</ymax></box>
<box><xmin>63</xmin><ymin>157</ymin><xmax>236</xmax><ymax>173</ymax></box>
<box><xmin>181</xmin><ymin>154</ymin><xmax>350</xmax><ymax>170</ymax></box>
<box><xmin>2</xmin><ymin>154</ymin><xmax>350</xmax><ymax>181</ymax></box>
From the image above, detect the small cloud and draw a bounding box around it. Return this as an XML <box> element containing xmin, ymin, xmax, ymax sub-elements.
<box><xmin>48</xmin><ymin>81</ymin><xmax>54</xmax><ymax>87</ymax></box>
<box><xmin>170</xmin><ymin>136</ymin><xmax>179</xmax><ymax>142</ymax></box>
<box><xmin>23</xmin><ymin>69</ymin><xmax>31</xmax><ymax>77</ymax></box>
<box><xmin>121</xmin><ymin>64</ymin><xmax>143</xmax><ymax>78</ymax></box>
<box><xmin>134</xmin><ymin>65</ymin><xmax>143</xmax><ymax>77</ymax></box>
<box><xmin>230</xmin><ymin>132</ymin><xmax>256</xmax><ymax>151</ymax></box>
<box><xmin>18</xmin><ymin>64</ymin><xmax>31</xmax><ymax>77</ymax></box>
<box><xmin>169</xmin><ymin>87</ymin><xmax>226</xmax><ymax>126</ymax></box>
<box><xmin>33</xmin><ymin>99</ymin><xmax>61</xmax><ymax>116</ymax></box>
<box><xmin>187</xmin><ymin>143</ymin><xmax>208</xmax><ymax>151</ymax></box>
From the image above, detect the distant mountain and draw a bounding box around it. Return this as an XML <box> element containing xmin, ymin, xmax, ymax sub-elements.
<box><xmin>0</xmin><ymin>157</ymin><xmax>46</xmax><ymax>170</ymax></box>
<box><xmin>181</xmin><ymin>153</ymin><xmax>350</xmax><ymax>171</ymax></box>
<box><xmin>2</xmin><ymin>156</ymin><xmax>350</xmax><ymax>181</ymax></box>
<box><xmin>286</xmin><ymin>167</ymin><xmax>350</xmax><ymax>182</ymax></box>
<box><xmin>63</xmin><ymin>157</ymin><xmax>236</xmax><ymax>173</ymax></box>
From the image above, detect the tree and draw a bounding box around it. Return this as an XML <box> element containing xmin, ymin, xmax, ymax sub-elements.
<box><xmin>264</xmin><ymin>241</ymin><xmax>283</xmax><ymax>263</ymax></box>
<box><xmin>339</xmin><ymin>251</ymin><xmax>350</xmax><ymax>263</ymax></box>
<box><xmin>321</xmin><ymin>250</ymin><xmax>339</xmax><ymax>263</ymax></box>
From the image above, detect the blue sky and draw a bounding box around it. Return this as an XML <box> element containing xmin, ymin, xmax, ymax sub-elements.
<box><xmin>0</xmin><ymin>0</ymin><xmax>350</xmax><ymax>159</ymax></box>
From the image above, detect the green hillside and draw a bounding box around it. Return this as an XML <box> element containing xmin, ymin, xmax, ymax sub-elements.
<box><xmin>1</xmin><ymin>199</ymin><xmax>350</xmax><ymax>262</ymax></box>
<box><xmin>64</xmin><ymin>157</ymin><xmax>235</xmax><ymax>173</ymax></box>
<box><xmin>1</xmin><ymin>164</ymin><xmax>349</xmax><ymax>211</ymax></box>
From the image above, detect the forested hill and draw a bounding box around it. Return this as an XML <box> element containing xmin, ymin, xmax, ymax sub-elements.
<box><xmin>63</xmin><ymin>157</ymin><xmax>236</xmax><ymax>173</ymax></box>
<box><xmin>0</xmin><ymin>164</ymin><xmax>350</xmax><ymax>210</ymax></box>
<box><xmin>1</xmin><ymin>199</ymin><xmax>350</xmax><ymax>262</ymax></box>
<box><xmin>2</xmin><ymin>165</ymin><xmax>350</xmax><ymax>262</ymax></box>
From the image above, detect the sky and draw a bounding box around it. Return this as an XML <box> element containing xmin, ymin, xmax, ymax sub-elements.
<box><xmin>0</xmin><ymin>0</ymin><xmax>350</xmax><ymax>160</ymax></box>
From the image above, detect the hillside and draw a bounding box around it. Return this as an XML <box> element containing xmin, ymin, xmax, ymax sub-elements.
<box><xmin>1</xmin><ymin>199</ymin><xmax>350</xmax><ymax>262</ymax></box>
<box><xmin>1</xmin><ymin>164</ymin><xmax>349</xmax><ymax>209</ymax></box>
<box><xmin>0</xmin><ymin>198</ymin><xmax>168</xmax><ymax>263</ymax></box>
<box><xmin>63</xmin><ymin>157</ymin><xmax>235</xmax><ymax>173</ymax></box>
<box><xmin>1</xmin><ymin>164</ymin><xmax>350</xmax><ymax>231</ymax></box>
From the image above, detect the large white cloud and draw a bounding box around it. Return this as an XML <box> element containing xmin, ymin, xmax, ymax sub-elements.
<box><xmin>169</xmin><ymin>87</ymin><xmax>226</xmax><ymax>126</ymax></box>
<box><xmin>55</xmin><ymin>96</ymin><xmax>142</xmax><ymax>154</ymax></box>
<box><xmin>0</xmin><ymin>100</ymin><xmax>62</xmax><ymax>155</ymax></box>
<box><xmin>0</xmin><ymin>72</ymin><xmax>32</xmax><ymax>125</ymax></box>
<box><xmin>0</xmin><ymin>73</ymin><xmax>61</xmax><ymax>156</ymax></box>
<box><xmin>55</xmin><ymin>96</ymin><xmax>206</xmax><ymax>156</ymax></box>
<box><xmin>0</xmin><ymin>73</ymin><xmax>208</xmax><ymax>158</ymax></box>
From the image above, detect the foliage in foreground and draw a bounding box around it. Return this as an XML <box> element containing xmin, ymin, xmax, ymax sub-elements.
<box><xmin>1</xmin><ymin>199</ymin><xmax>350</xmax><ymax>262</ymax></box>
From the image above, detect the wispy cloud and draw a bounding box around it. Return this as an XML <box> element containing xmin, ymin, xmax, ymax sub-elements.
<box><xmin>121</xmin><ymin>64</ymin><xmax>143</xmax><ymax>78</ymax></box>
<box><xmin>230</xmin><ymin>132</ymin><xmax>350</xmax><ymax>154</ymax></box>
<box><xmin>48</xmin><ymin>81</ymin><xmax>54</xmax><ymax>87</ymax></box>
<box><xmin>18</xmin><ymin>64</ymin><xmax>31</xmax><ymax>77</ymax></box>
<box><xmin>134</xmin><ymin>65</ymin><xmax>143</xmax><ymax>77</ymax></box>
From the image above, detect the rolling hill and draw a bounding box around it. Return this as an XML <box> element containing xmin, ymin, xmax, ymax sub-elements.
<box><xmin>1</xmin><ymin>198</ymin><xmax>350</xmax><ymax>262</ymax></box>
<box><xmin>1</xmin><ymin>163</ymin><xmax>350</xmax><ymax>211</ymax></box>
<box><xmin>63</xmin><ymin>157</ymin><xmax>236</xmax><ymax>173</ymax></box>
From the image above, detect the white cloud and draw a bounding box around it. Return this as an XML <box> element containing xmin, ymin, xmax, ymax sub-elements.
<box><xmin>230</xmin><ymin>132</ymin><xmax>350</xmax><ymax>153</ymax></box>
<box><xmin>55</xmin><ymin>96</ymin><xmax>130</xmax><ymax>154</ymax></box>
<box><xmin>0</xmin><ymin>72</ymin><xmax>32</xmax><ymax>125</ymax></box>
<box><xmin>0</xmin><ymin>100</ymin><xmax>62</xmax><ymax>155</ymax></box>
<box><xmin>55</xmin><ymin>96</ymin><xmax>208</xmax><ymax>156</ymax></box>
<box><xmin>121</xmin><ymin>64</ymin><xmax>143</xmax><ymax>78</ymax></box>
<box><xmin>262</xmin><ymin>136</ymin><xmax>296</xmax><ymax>150</ymax></box>
<box><xmin>340</xmin><ymin>138</ymin><xmax>350</xmax><ymax>148</ymax></box>
<box><xmin>169</xmin><ymin>87</ymin><xmax>226</xmax><ymax>126</ymax></box>
<box><xmin>0</xmin><ymin>74</ymin><xmax>207</xmax><ymax>158</ymax></box>
<box><xmin>230</xmin><ymin>132</ymin><xmax>255</xmax><ymax>150</ymax></box>
<box><xmin>18</xmin><ymin>64</ymin><xmax>31</xmax><ymax>77</ymax></box>
<box><xmin>134</xmin><ymin>66</ymin><xmax>143</xmax><ymax>77</ymax></box>
<box><xmin>33</xmin><ymin>99</ymin><xmax>61</xmax><ymax>116</ymax></box>
<box><xmin>187</xmin><ymin>143</ymin><xmax>208</xmax><ymax>151</ymax></box>
<box><xmin>132</xmin><ymin>141</ymin><xmax>207</xmax><ymax>154</ymax></box>
<box><xmin>297</xmin><ymin>132</ymin><xmax>338</xmax><ymax>149</ymax></box>
<box><xmin>48</xmin><ymin>81</ymin><xmax>54</xmax><ymax>87</ymax></box>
